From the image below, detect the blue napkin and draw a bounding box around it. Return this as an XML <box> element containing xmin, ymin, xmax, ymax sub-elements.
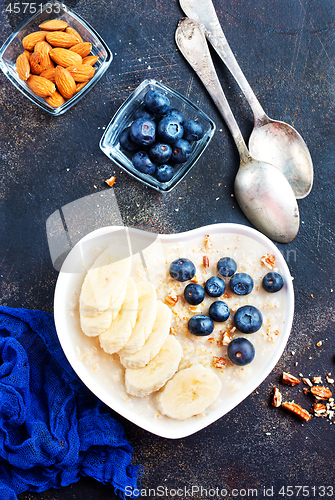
<box><xmin>0</xmin><ymin>305</ymin><xmax>141</xmax><ymax>499</ymax></box>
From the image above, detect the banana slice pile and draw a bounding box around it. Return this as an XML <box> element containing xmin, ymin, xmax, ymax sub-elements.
<box><xmin>79</xmin><ymin>248</ymin><xmax>221</xmax><ymax>420</ymax></box>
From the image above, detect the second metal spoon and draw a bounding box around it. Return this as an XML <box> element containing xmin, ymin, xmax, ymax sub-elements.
<box><xmin>175</xmin><ymin>17</ymin><xmax>299</xmax><ymax>243</ymax></box>
<box><xmin>179</xmin><ymin>0</ymin><xmax>313</xmax><ymax>199</ymax></box>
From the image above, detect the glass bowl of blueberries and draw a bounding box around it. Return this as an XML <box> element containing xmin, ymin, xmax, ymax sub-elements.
<box><xmin>100</xmin><ymin>79</ymin><xmax>216</xmax><ymax>192</ymax></box>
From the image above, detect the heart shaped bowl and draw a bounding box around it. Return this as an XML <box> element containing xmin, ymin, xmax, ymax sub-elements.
<box><xmin>54</xmin><ymin>223</ymin><xmax>294</xmax><ymax>439</ymax></box>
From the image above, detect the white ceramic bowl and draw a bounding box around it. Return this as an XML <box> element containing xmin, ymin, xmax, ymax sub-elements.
<box><xmin>54</xmin><ymin>223</ymin><xmax>294</xmax><ymax>439</ymax></box>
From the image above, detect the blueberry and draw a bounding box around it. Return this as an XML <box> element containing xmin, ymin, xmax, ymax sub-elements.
<box><xmin>234</xmin><ymin>305</ymin><xmax>263</xmax><ymax>334</ymax></box>
<box><xmin>262</xmin><ymin>272</ymin><xmax>284</xmax><ymax>293</ymax></box>
<box><xmin>155</xmin><ymin>164</ymin><xmax>174</xmax><ymax>182</ymax></box>
<box><xmin>165</xmin><ymin>108</ymin><xmax>185</xmax><ymax>124</ymax></box>
<box><xmin>229</xmin><ymin>273</ymin><xmax>254</xmax><ymax>295</ymax></box>
<box><xmin>170</xmin><ymin>139</ymin><xmax>192</xmax><ymax>164</ymax></box>
<box><xmin>169</xmin><ymin>258</ymin><xmax>196</xmax><ymax>282</ymax></box>
<box><xmin>217</xmin><ymin>257</ymin><xmax>237</xmax><ymax>277</ymax></box>
<box><xmin>149</xmin><ymin>143</ymin><xmax>172</xmax><ymax>164</ymax></box>
<box><xmin>157</xmin><ymin>116</ymin><xmax>184</xmax><ymax>144</ymax></box>
<box><xmin>182</xmin><ymin>120</ymin><xmax>204</xmax><ymax>141</ymax></box>
<box><xmin>188</xmin><ymin>315</ymin><xmax>214</xmax><ymax>336</ymax></box>
<box><xmin>227</xmin><ymin>337</ymin><xmax>255</xmax><ymax>366</ymax></box>
<box><xmin>144</xmin><ymin>89</ymin><xmax>170</xmax><ymax>113</ymax></box>
<box><xmin>208</xmin><ymin>301</ymin><xmax>230</xmax><ymax>322</ymax></box>
<box><xmin>132</xmin><ymin>151</ymin><xmax>156</xmax><ymax>175</ymax></box>
<box><xmin>184</xmin><ymin>283</ymin><xmax>205</xmax><ymax>305</ymax></box>
<box><xmin>133</xmin><ymin>106</ymin><xmax>156</xmax><ymax>121</ymax></box>
<box><xmin>204</xmin><ymin>276</ymin><xmax>225</xmax><ymax>297</ymax></box>
<box><xmin>130</xmin><ymin>118</ymin><xmax>156</xmax><ymax>146</ymax></box>
<box><xmin>119</xmin><ymin>127</ymin><xmax>141</xmax><ymax>153</ymax></box>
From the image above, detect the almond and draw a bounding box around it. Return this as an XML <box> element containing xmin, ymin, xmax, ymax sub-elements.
<box><xmin>66</xmin><ymin>64</ymin><xmax>95</xmax><ymax>82</ymax></box>
<box><xmin>23</xmin><ymin>50</ymin><xmax>32</xmax><ymax>60</ymax></box>
<box><xmin>54</xmin><ymin>65</ymin><xmax>76</xmax><ymax>99</ymax></box>
<box><xmin>49</xmin><ymin>47</ymin><xmax>82</xmax><ymax>67</ymax></box>
<box><xmin>45</xmin><ymin>90</ymin><xmax>66</xmax><ymax>108</ymax></box>
<box><xmin>22</xmin><ymin>31</ymin><xmax>46</xmax><ymax>51</ymax></box>
<box><xmin>40</xmin><ymin>67</ymin><xmax>56</xmax><ymax>82</ymax></box>
<box><xmin>69</xmin><ymin>42</ymin><xmax>92</xmax><ymax>58</ymax></box>
<box><xmin>34</xmin><ymin>40</ymin><xmax>54</xmax><ymax>69</ymax></box>
<box><xmin>39</xmin><ymin>19</ymin><xmax>68</xmax><ymax>31</ymax></box>
<box><xmin>82</xmin><ymin>55</ymin><xmax>99</xmax><ymax>66</ymax></box>
<box><xmin>46</xmin><ymin>31</ymin><xmax>78</xmax><ymax>48</ymax></box>
<box><xmin>34</xmin><ymin>40</ymin><xmax>52</xmax><ymax>54</ymax></box>
<box><xmin>16</xmin><ymin>53</ymin><xmax>30</xmax><ymax>80</ymax></box>
<box><xmin>75</xmin><ymin>81</ymin><xmax>88</xmax><ymax>93</ymax></box>
<box><xmin>65</xmin><ymin>26</ymin><xmax>83</xmax><ymax>43</ymax></box>
<box><xmin>26</xmin><ymin>75</ymin><xmax>56</xmax><ymax>97</ymax></box>
<box><xmin>29</xmin><ymin>51</ymin><xmax>48</xmax><ymax>75</ymax></box>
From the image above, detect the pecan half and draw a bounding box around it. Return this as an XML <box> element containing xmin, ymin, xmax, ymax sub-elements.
<box><xmin>271</xmin><ymin>387</ymin><xmax>282</xmax><ymax>407</ymax></box>
<box><xmin>311</xmin><ymin>403</ymin><xmax>327</xmax><ymax>416</ymax></box>
<box><xmin>282</xmin><ymin>402</ymin><xmax>312</xmax><ymax>422</ymax></box>
<box><xmin>203</xmin><ymin>255</ymin><xmax>210</xmax><ymax>268</ymax></box>
<box><xmin>282</xmin><ymin>372</ymin><xmax>301</xmax><ymax>386</ymax></box>
<box><xmin>310</xmin><ymin>386</ymin><xmax>332</xmax><ymax>400</ymax></box>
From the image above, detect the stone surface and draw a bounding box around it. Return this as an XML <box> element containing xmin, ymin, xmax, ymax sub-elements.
<box><xmin>0</xmin><ymin>0</ymin><xmax>334</xmax><ymax>498</ymax></box>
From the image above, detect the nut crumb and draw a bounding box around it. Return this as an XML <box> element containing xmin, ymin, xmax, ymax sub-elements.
<box><xmin>311</xmin><ymin>376</ymin><xmax>322</xmax><ymax>384</ymax></box>
<box><xmin>203</xmin><ymin>256</ymin><xmax>210</xmax><ymax>268</ymax></box>
<box><xmin>316</xmin><ymin>340</ymin><xmax>323</xmax><ymax>347</ymax></box>
<box><xmin>204</xmin><ymin>235</ymin><xmax>212</xmax><ymax>249</ymax></box>
<box><xmin>302</xmin><ymin>378</ymin><xmax>313</xmax><ymax>387</ymax></box>
<box><xmin>105</xmin><ymin>175</ymin><xmax>116</xmax><ymax>187</ymax></box>
<box><xmin>260</xmin><ymin>254</ymin><xmax>275</xmax><ymax>268</ymax></box>
<box><xmin>165</xmin><ymin>294</ymin><xmax>178</xmax><ymax>307</ymax></box>
<box><xmin>213</xmin><ymin>356</ymin><xmax>227</xmax><ymax>369</ymax></box>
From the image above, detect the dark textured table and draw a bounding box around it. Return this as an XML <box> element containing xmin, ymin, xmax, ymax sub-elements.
<box><xmin>1</xmin><ymin>0</ymin><xmax>334</xmax><ymax>498</ymax></box>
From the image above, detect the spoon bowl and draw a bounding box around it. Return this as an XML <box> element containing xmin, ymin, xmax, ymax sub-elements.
<box><xmin>179</xmin><ymin>0</ymin><xmax>313</xmax><ymax>199</ymax></box>
<box><xmin>175</xmin><ymin>17</ymin><xmax>299</xmax><ymax>243</ymax></box>
<box><xmin>249</xmin><ymin>116</ymin><xmax>313</xmax><ymax>199</ymax></box>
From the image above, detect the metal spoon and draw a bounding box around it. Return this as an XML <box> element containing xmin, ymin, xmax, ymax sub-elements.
<box><xmin>175</xmin><ymin>17</ymin><xmax>299</xmax><ymax>243</ymax></box>
<box><xmin>179</xmin><ymin>0</ymin><xmax>313</xmax><ymax>199</ymax></box>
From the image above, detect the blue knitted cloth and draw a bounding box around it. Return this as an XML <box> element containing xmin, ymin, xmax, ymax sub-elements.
<box><xmin>0</xmin><ymin>305</ymin><xmax>141</xmax><ymax>499</ymax></box>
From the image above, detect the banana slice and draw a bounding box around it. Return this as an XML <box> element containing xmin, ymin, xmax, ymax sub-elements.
<box><xmin>99</xmin><ymin>277</ymin><xmax>138</xmax><ymax>354</ymax></box>
<box><xmin>118</xmin><ymin>281</ymin><xmax>157</xmax><ymax>356</ymax></box>
<box><xmin>157</xmin><ymin>364</ymin><xmax>222</xmax><ymax>420</ymax></box>
<box><xmin>79</xmin><ymin>247</ymin><xmax>131</xmax><ymax>315</ymax></box>
<box><xmin>120</xmin><ymin>301</ymin><xmax>171</xmax><ymax>369</ymax></box>
<box><xmin>125</xmin><ymin>335</ymin><xmax>182</xmax><ymax>397</ymax></box>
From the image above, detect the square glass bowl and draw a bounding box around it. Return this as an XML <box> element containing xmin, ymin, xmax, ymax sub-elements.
<box><xmin>99</xmin><ymin>79</ymin><xmax>216</xmax><ymax>192</ymax></box>
<box><xmin>0</xmin><ymin>0</ymin><xmax>112</xmax><ymax>116</ymax></box>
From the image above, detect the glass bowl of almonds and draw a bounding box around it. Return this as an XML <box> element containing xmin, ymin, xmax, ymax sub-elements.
<box><xmin>0</xmin><ymin>0</ymin><xmax>112</xmax><ymax>115</ymax></box>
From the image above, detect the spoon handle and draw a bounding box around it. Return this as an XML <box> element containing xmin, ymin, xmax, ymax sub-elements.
<box><xmin>179</xmin><ymin>0</ymin><xmax>266</xmax><ymax>123</ymax></box>
<box><xmin>175</xmin><ymin>18</ymin><xmax>250</xmax><ymax>162</ymax></box>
